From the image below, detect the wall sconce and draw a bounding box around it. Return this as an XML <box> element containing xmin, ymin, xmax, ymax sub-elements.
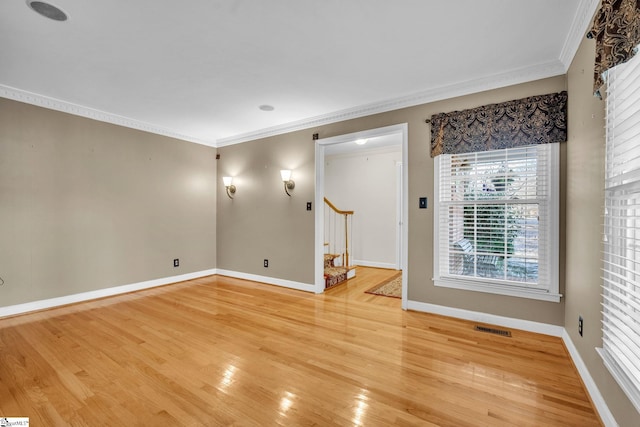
<box><xmin>223</xmin><ymin>176</ymin><xmax>236</xmax><ymax>199</ymax></box>
<box><xmin>280</xmin><ymin>170</ymin><xmax>295</xmax><ymax>196</ymax></box>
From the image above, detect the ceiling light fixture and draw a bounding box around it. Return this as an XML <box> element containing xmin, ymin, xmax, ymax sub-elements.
<box><xmin>259</xmin><ymin>105</ymin><xmax>275</xmax><ymax>111</ymax></box>
<box><xmin>355</xmin><ymin>139</ymin><xmax>368</xmax><ymax>145</ymax></box>
<box><xmin>27</xmin><ymin>1</ymin><xmax>68</xmax><ymax>21</ymax></box>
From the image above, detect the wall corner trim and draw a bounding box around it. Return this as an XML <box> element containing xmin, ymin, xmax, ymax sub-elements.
<box><xmin>0</xmin><ymin>269</ymin><xmax>218</xmax><ymax>319</ymax></box>
<box><xmin>559</xmin><ymin>0</ymin><xmax>600</xmax><ymax>71</ymax></box>
<box><xmin>215</xmin><ymin>269</ymin><xmax>315</xmax><ymax>293</ymax></box>
<box><xmin>562</xmin><ymin>330</ymin><xmax>618</xmax><ymax>427</ymax></box>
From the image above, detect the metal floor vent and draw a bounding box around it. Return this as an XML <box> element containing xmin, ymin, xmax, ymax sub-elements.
<box><xmin>474</xmin><ymin>325</ymin><xmax>512</xmax><ymax>337</ymax></box>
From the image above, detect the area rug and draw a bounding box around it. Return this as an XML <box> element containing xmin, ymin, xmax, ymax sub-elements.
<box><xmin>365</xmin><ymin>272</ymin><xmax>402</xmax><ymax>298</ymax></box>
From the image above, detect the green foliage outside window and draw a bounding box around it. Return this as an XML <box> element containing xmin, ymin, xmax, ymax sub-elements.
<box><xmin>463</xmin><ymin>172</ymin><xmax>518</xmax><ymax>256</ymax></box>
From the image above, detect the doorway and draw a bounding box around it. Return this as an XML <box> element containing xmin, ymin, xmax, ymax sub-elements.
<box><xmin>314</xmin><ymin>124</ymin><xmax>409</xmax><ymax>310</ymax></box>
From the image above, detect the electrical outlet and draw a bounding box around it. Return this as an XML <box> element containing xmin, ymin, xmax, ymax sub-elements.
<box><xmin>174</xmin><ymin>258</ymin><xmax>179</xmax><ymax>267</ymax></box>
<box><xmin>419</xmin><ymin>197</ymin><xmax>428</xmax><ymax>209</ymax></box>
<box><xmin>578</xmin><ymin>315</ymin><xmax>583</xmax><ymax>336</ymax></box>
<box><xmin>306</xmin><ymin>202</ymin><xmax>312</xmax><ymax>211</ymax></box>
<box><xmin>264</xmin><ymin>259</ymin><xmax>269</xmax><ymax>268</ymax></box>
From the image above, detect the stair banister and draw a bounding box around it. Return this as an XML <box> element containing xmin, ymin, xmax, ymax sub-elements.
<box><xmin>323</xmin><ymin>197</ymin><xmax>354</xmax><ymax>268</ymax></box>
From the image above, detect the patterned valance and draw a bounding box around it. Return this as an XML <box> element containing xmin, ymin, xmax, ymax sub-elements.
<box><xmin>430</xmin><ymin>91</ymin><xmax>567</xmax><ymax>157</ymax></box>
<box><xmin>587</xmin><ymin>0</ymin><xmax>640</xmax><ymax>98</ymax></box>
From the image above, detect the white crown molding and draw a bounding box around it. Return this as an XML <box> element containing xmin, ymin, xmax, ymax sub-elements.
<box><xmin>0</xmin><ymin>84</ymin><xmax>216</xmax><ymax>147</ymax></box>
<box><xmin>3</xmin><ymin>51</ymin><xmax>572</xmax><ymax>150</ymax></box>
<box><xmin>559</xmin><ymin>0</ymin><xmax>600</xmax><ymax>71</ymax></box>
<box><xmin>216</xmin><ymin>60</ymin><xmax>566</xmax><ymax>147</ymax></box>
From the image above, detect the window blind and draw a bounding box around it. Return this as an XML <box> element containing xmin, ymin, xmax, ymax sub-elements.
<box><xmin>434</xmin><ymin>144</ymin><xmax>559</xmax><ymax>301</ymax></box>
<box><xmin>601</xmin><ymin>47</ymin><xmax>640</xmax><ymax>413</ymax></box>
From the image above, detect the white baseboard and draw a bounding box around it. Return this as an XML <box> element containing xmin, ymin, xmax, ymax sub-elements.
<box><xmin>562</xmin><ymin>330</ymin><xmax>618</xmax><ymax>427</ymax></box>
<box><xmin>0</xmin><ymin>269</ymin><xmax>218</xmax><ymax>319</ymax></box>
<box><xmin>406</xmin><ymin>300</ymin><xmax>564</xmax><ymax>337</ymax></box>
<box><xmin>353</xmin><ymin>259</ymin><xmax>398</xmax><ymax>270</ymax></box>
<box><xmin>216</xmin><ymin>269</ymin><xmax>315</xmax><ymax>293</ymax></box>
<box><xmin>406</xmin><ymin>300</ymin><xmax>616</xmax><ymax>425</ymax></box>
<box><xmin>0</xmin><ymin>270</ymin><xmax>615</xmax><ymax>425</ymax></box>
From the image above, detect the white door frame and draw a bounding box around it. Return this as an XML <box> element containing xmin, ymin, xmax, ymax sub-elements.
<box><xmin>396</xmin><ymin>161</ymin><xmax>403</xmax><ymax>270</ymax></box>
<box><xmin>314</xmin><ymin>123</ymin><xmax>409</xmax><ymax>310</ymax></box>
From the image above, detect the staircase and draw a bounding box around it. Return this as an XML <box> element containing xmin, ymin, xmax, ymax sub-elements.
<box><xmin>324</xmin><ymin>197</ymin><xmax>356</xmax><ymax>289</ymax></box>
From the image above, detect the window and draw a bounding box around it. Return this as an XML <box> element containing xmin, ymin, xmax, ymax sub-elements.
<box><xmin>434</xmin><ymin>144</ymin><xmax>560</xmax><ymax>302</ymax></box>
<box><xmin>599</xmin><ymin>49</ymin><xmax>640</xmax><ymax>413</ymax></box>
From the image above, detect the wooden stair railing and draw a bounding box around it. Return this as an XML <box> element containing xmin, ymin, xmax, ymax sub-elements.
<box><xmin>324</xmin><ymin>197</ymin><xmax>354</xmax><ymax>268</ymax></box>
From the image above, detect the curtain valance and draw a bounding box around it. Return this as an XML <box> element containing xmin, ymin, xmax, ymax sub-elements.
<box><xmin>429</xmin><ymin>91</ymin><xmax>567</xmax><ymax>157</ymax></box>
<box><xmin>588</xmin><ymin>0</ymin><xmax>640</xmax><ymax>98</ymax></box>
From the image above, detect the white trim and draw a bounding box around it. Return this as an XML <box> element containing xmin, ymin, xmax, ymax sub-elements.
<box><xmin>352</xmin><ymin>259</ymin><xmax>398</xmax><ymax>270</ymax></box>
<box><xmin>400</xmin><ymin>126</ymin><xmax>409</xmax><ymax>310</ymax></box>
<box><xmin>315</xmin><ymin>124</ymin><xmax>409</xmax><ymax>308</ymax></box>
<box><xmin>0</xmin><ymin>268</ymin><xmax>217</xmax><ymax>319</ymax></box>
<box><xmin>3</xmin><ymin>0</ymin><xmax>596</xmax><ymax>154</ymax></box>
<box><xmin>406</xmin><ymin>300</ymin><xmax>617</xmax><ymax>425</ymax></box>
<box><xmin>0</xmin><ymin>85</ymin><xmax>215</xmax><ymax>147</ymax></box>
<box><xmin>396</xmin><ymin>161</ymin><xmax>403</xmax><ymax>271</ymax></box>
<box><xmin>433</xmin><ymin>144</ymin><xmax>561</xmax><ymax>302</ymax></box>
<box><xmin>433</xmin><ymin>278</ymin><xmax>562</xmax><ymax>303</ymax></box>
<box><xmin>216</xmin><ymin>269</ymin><xmax>315</xmax><ymax>293</ymax></box>
<box><xmin>217</xmin><ymin>62</ymin><xmax>565</xmax><ymax>147</ymax></box>
<box><xmin>563</xmin><ymin>335</ymin><xmax>619</xmax><ymax>427</ymax></box>
<box><xmin>315</xmin><ymin>124</ymin><xmax>408</xmax><ymax>146</ymax></box>
<box><xmin>325</xmin><ymin>144</ymin><xmax>402</xmax><ymax>160</ymax></box>
<box><xmin>3</xmin><ymin>58</ymin><xmax>571</xmax><ymax>150</ymax></box>
<box><xmin>559</xmin><ymin>0</ymin><xmax>600</xmax><ymax>71</ymax></box>
<box><xmin>217</xmin><ymin>0</ymin><xmax>601</xmax><ymax>148</ymax></box>
<box><xmin>406</xmin><ymin>300</ymin><xmax>564</xmax><ymax>337</ymax></box>
<box><xmin>314</xmin><ymin>141</ymin><xmax>327</xmax><ymax>294</ymax></box>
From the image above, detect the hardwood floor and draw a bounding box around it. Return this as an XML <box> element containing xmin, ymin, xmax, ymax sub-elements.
<box><xmin>324</xmin><ymin>266</ymin><xmax>401</xmax><ymax>306</ymax></box>
<box><xmin>0</xmin><ymin>267</ymin><xmax>601</xmax><ymax>426</ymax></box>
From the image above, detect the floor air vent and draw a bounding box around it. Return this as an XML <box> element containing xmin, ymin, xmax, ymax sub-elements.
<box><xmin>474</xmin><ymin>325</ymin><xmax>511</xmax><ymax>337</ymax></box>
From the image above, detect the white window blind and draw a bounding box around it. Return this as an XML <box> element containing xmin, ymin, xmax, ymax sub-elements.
<box><xmin>600</xmin><ymin>49</ymin><xmax>640</xmax><ymax>413</ymax></box>
<box><xmin>434</xmin><ymin>144</ymin><xmax>560</xmax><ymax>302</ymax></box>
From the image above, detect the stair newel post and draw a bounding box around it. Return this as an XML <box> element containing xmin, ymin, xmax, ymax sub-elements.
<box><xmin>344</xmin><ymin>213</ymin><xmax>349</xmax><ymax>267</ymax></box>
<box><xmin>323</xmin><ymin>197</ymin><xmax>356</xmax><ymax>289</ymax></box>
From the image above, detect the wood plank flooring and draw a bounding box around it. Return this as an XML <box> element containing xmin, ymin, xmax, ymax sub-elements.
<box><xmin>0</xmin><ymin>267</ymin><xmax>601</xmax><ymax>426</ymax></box>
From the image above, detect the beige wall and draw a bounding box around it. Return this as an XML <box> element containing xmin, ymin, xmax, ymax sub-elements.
<box><xmin>216</xmin><ymin>134</ymin><xmax>315</xmax><ymax>284</ymax></box>
<box><xmin>566</xmin><ymin>29</ymin><xmax>640</xmax><ymax>426</ymax></box>
<box><xmin>0</xmin><ymin>98</ymin><xmax>217</xmax><ymax>307</ymax></box>
<box><xmin>216</xmin><ymin>75</ymin><xmax>567</xmax><ymax>325</ymax></box>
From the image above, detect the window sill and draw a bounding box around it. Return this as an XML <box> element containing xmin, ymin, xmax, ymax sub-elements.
<box><xmin>434</xmin><ymin>277</ymin><xmax>562</xmax><ymax>302</ymax></box>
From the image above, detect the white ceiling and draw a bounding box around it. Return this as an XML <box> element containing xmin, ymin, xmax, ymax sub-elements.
<box><xmin>0</xmin><ymin>0</ymin><xmax>597</xmax><ymax>147</ymax></box>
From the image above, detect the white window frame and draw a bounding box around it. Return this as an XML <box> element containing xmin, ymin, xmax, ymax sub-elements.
<box><xmin>598</xmin><ymin>48</ymin><xmax>640</xmax><ymax>414</ymax></box>
<box><xmin>433</xmin><ymin>144</ymin><xmax>561</xmax><ymax>302</ymax></box>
